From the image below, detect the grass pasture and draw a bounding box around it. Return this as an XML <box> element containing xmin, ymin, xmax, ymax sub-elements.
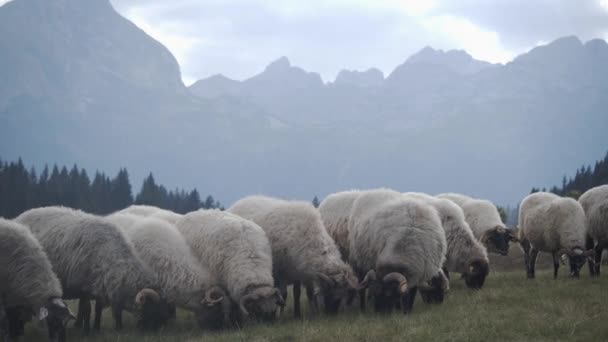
<box><xmin>21</xmin><ymin>266</ymin><xmax>608</xmax><ymax>342</ymax></box>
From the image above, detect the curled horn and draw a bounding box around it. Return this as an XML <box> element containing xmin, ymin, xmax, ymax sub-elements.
<box><xmin>382</xmin><ymin>272</ymin><xmax>408</xmax><ymax>294</ymax></box>
<box><xmin>239</xmin><ymin>292</ymin><xmax>257</xmax><ymax>317</ymax></box>
<box><xmin>495</xmin><ymin>226</ymin><xmax>506</xmax><ymax>234</ymax></box>
<box><xmin>135</xmin><ymin>288</ymin><xmax>160</xmax><ymax>305</ymax></box>
<box><xmin>202</xmin><ymin>286</ymin><xmax>225</xmax><ymax>306</ymax></box>
<box><xmin>358</xmin><ymin>270</ymin><xmax>376</xmax><ymax>290</ymax></box>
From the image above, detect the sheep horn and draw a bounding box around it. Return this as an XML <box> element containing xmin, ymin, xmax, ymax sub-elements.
<box><xmin>202</xmin><ymin>286</ymin><xmax>225</xmax><ymax>306</ymax></box>
<box><xmin>382</xmin><ymin>272</ymin><xmax>408</xmax><ymax>294</ymax></box>
<box><xmin>239</xmin><ymin>293</ymin><xmax>256</xmax><ymax>317</ymax></box>
<box><xmin>346</xmin><ymin>273</ymin><xmax>360</xmax><ymax>290</ymax></box>
<box><xmin>495</xmin><ymin>226</ymin><xmax>506</xmax><ymax>234</ymax></box>
<box><xmin>135</xmin><ymin>288</ymin><xmax>160</xmax><ymax>305</ymax></box>
<box><xmin>357</xmin><ymin>270</ymin><xmax>376</xmax><ymax>290</ymax></box>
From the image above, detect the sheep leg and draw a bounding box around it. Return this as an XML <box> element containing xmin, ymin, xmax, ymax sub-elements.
<box><xmin>305</xmin><ymin>284</ymin><xmax>318</xmax><ymax>315</ymax></box>
<box><xmin>79</xmin><ymin>298</ymin><xmax>91</xmax><ymax>333</ymax></box>
<box><xmin>93</xmin><ymin>300</ymin><xmax>103</xmax><ymax>331</ymax></box>
<box><xmin>521</xmin><ymin>239</ymin><xmax>531</xmax><ymax>277</ymax></box>
<box><xmin>442</xmin><ymin>266</ymin><xmax>450</xmax><ymax>280</ymax></box>
<box><xmin>528</xmin><ymin>248</ymin><xmax>539</xmax><ymax>279</ymax></box>
<box><xmin>401</xmin><ymin>287</ymin><xmax>418</xmax><ymax>315</ymax></box>
<box><xmin>74</xmin><ymin>299</ymin><xmax>84</xmax><ymax>329</ymax></box>
<box><xmin>293</xmin><ymin>281</ymin><xmax>302</xmax><ymax>318</ymax></box>
<box><xmin>358</xmin><ymin>289</ymin><xmax>366</xmax><ymax>312</ymax></box>
<box><xmin>586</xmin><ymin>235</ymin><xmax>597</xmax><ymax>276</ymax></box>
<box><xmin>277</xmin><ymin>281</ymin><xmax>288</xmax><ymax>315</ymax></box>
<box><xmin>551</xmin><ymin>252</ymin><xmax>560</xmax><ymax>279</ymax></box>
<box><xmin>593</xmin><ymin>244</ymin><xmax>604</xmax><ymax>276</ymax></box>
<box><xmin>111</xmin><ymin>302</ymin><xmax>123</xmax><ymax>331</ymax></box>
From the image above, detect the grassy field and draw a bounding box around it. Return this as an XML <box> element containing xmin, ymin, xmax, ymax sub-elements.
<box><xmin>21</xmin><ymin>264</ymin><xmax>608</xmax><ymax>342</ymax></box>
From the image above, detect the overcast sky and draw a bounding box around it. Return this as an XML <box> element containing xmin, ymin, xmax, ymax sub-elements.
<box><xmin>4</xmin><ymin>0</ymin><xmax>608</xmax><ymax>84</ymax></box>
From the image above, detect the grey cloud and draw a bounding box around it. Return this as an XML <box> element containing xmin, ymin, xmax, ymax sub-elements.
<box><xmin>434</xmin><ymin>0</ymin><xmax>608</xmax><ymax>50</ymax></box>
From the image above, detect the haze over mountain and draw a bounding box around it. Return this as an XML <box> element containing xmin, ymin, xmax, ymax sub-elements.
<box><xmin>1</xmin><ymin>0</ymin><xmax>607</xmax><ymax>206</ymax></box>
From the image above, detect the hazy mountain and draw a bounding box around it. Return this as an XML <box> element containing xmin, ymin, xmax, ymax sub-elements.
<box><xmin>1</xmin><ymin>0</ymin><xmax>607</xmax><ymax>206</ymax></box>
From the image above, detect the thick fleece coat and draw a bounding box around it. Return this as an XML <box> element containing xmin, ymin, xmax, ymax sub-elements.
<box><xmin>15</xmin><ymin>207</ymin><xmax>164</xmax><ymax>330</ymax></box>
<box><xmin>349</xmin><ymin>189</ymin><xmax>447</xmax><ymax>313</ymax></box>
<box><xmin>318</xmin><ymin>190</ymin><xmax>361</xmax><ymax>261</ymax></box>
<box><xmin>519</xmin><ymin>192</ymin><xmax>589</xmax><ymax>278</ymax></box>
<box><xmin>438</xmin><ymin>193</ymin><xmax>514</xmax><ymax>255</ymax></box>
<box><xmin>229</xmin><ymin>196</ymin><xmax>357</xmax><ymax>315</ymax></box>
<box><xmin>404</xmin><ymin>193</ymin><xmax>489</xmax><ymax>283</ymax></box>
<box><xmin>579</xmin><ymin>185</ymin><xmax>608</xmax><ymax>275</ymax></box>
<box><xmin>176</xmin><ymin>210</ymin><xmax>280</xmax><ymax>322</ymax></box>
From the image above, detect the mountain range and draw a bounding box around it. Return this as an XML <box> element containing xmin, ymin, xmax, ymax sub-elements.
<box><xmin>1</xmin><ymin>0</ymin><xmax>607</xmax><ymax>206</ymax></box>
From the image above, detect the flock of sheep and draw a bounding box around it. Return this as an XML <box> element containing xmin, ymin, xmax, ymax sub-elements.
<box><xmin>1</xmin><ymin>184</ymin><xmax>607</xmax><ymax>342</ymax></box>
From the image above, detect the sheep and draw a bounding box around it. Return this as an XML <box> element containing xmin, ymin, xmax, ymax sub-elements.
<box><xmin>578</xmin><ymin>185</ymin><xmax>608</xmax><ymax>276</ymax></box>
<box><xmin>318</xmin><ymin>190</ymin><xmax>361</xmax><ymax>261</ymax></box>
<box><xmin>116</xmin><ymin>205</ymin><xmax>183</xmax><ymax>225</ymax></box>
<box><xmin>117</xmin><ymin>205</ymin><xmax>162</xmax><ymax>217</ymax></box>
<box><xmin>122</xmin><ymin>217</ymin><xmax>228</xmax><ymax>329</ymax></box>
<box><xmin>518</xmin><ymin>192</ymin><xmax>592</xmax><ymax>279</ymax></box>
<box><xmin>349</xmin><ymin>189</ymin><xmax>448</xmax><ymax>314</ymax></box>
<box><xmin>176</xmin><ymin>210</ymin><xmax>284</xmax><ymax>324</ymax></box>
<box><xmin>15</xmin><ymin>207</ymin><xmax>169</xmax><ymax>332</ymax></box>
<box><xmin>437</xmin><ymin>193</ymin><xmax>517</xmax><ymax>255</ymax></box>
<box><xmin>404</xmin><ymin>192</ymin><xmax>490</xmax><ymax>289</ymax></box>
<box><xmin>229</xmin><ymin>196</ymin><xmax>358</xmax><ymax>317</ymax></box>
<box><xmin>0</xmin><ymin>218</ymin><xmax>74</xmax><ymax>342</ymax></box>
<box><xmin>105</xmin><ymin>212</ymin><xmax>142</xmax><ymax>231</ymax></box>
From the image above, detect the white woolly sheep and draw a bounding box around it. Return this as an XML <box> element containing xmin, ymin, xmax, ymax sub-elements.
<box><xmin>176</xmin><ymin>210</ymin><xmax>284</xmax><ymax>324</ymax></box>
<box><xmin>518</xmin><ymin>192</ymin><xmax>592</xmax><ymax>279</ymax></box>
<box><xmin>122</xmin><ymin>217</ymin><xmax>228</xmax><ymax>329</ymax></box>
<box><xmin>438</xmin><ymin>193</ymin><xmax>517</xmax><ymax>255</ymax></box>
<box><xmin>579</xmin><ymin>185</ymin><xmax>608</xmax><ymax>276</ymax></box>
<box><xmin>404</xmin><ymin>192</ymin><xmax>489</xmax><ymax>289</ymax></box>
<box><xmin>318</xmin><ymin>190</ymin><xmax>361</xmax><ymax>261</ymax></box>
<box><xmin>15</xmin><ymin>207</ymin><xmax>168</xmax><ymax>332</ymax></box>
<box><xmin>0</xmin><ymin>218</ymin><xmax>74</xmax><ymax>342</ymax></box>
<box><xmin>116</xmin><ymin>205</ymin><xmax>183</xmax><ymax>225</ymax></box>
<box><xmin>229</xmin><ymin>196</ymin><xmax>358</xmax><ymax>317</ymax></box>
<box><xmin>349</xmin><ymin>189</ymin><xmax>448</xmax><ymax>314</ymax></box>
<box><xmin>105</xmin><ymin>212</ymin><xmax>142</xmax><ymax>231</ymax></box>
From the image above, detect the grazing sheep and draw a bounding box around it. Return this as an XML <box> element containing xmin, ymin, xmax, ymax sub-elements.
<box><xmin>318</xmin><ymin>190</ymin><xmax>361</xmax><ymax>261</ymax></box>
<box><xmin>437</xmin><ymin>193</ymin><xmax>517</xmax><ymax>255</ymax></box>
<box><xmin>0</xmin><ymin>218</ymin><xmax>74</xmax><ymax>342</ymax></box>
<box><xmin>176</xmin><ymin>210</ymin><xmax>284</xmax><ymax>324</ymax></box>
<box><xmin>349</xmin><ymin>189</ymin><xmax>448</xmax><ymax>314</ymax></box>
<box><xmin>518</xmin><ymin>192</ymin><xmax>591</xmax><ymax>279</ymax></box>
<box><xmin>229</xmin><ymin>196</ymin><xmax>358</xmax><ymax>317</ymax></box>
<box><xmin>404</xmin><ymin>192</ymin><xmax>489</xmax><ymax>289</ymax></box>
<box><xmin>579</xmin><ymin>185</ymin><xmax>608</xmax><ymax>276</ymax></box>
<box><xmin>15</xmin><ymin>207</ymin><xmax>168</xmax><ymax>332</ymax></box>
<box><xmin>105</xmin><ymin>212</ymin><xmax>142</xmax><ymax>231</ymax></box>
<box><xmin>117</xmin><ymin>205</ymin><xmax>163</xmax><ymax>217</ymax></box>
<box><xmin>123</xmin><ymin>217</ymin><xmax>228</xmax><ymax>329</ymax></box>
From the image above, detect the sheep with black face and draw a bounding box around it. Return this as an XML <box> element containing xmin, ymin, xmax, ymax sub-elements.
<box><xmin>229</xmin><ymin>196</ymin><xmax>358</xmax><ymax>317</ymax></box>
<box><xmin>349</xmin><ymin>189</ymin><xmax>448</xmax><ymax>314</ymax></box>
<box><xmin>404</xmin><ymin>192</ymin><xmax>490</xmax><ymax>289</ymax></box>
<box><xmin>579</xmin><ymin>185</ymin><xmax>608</xmax><ymax>276</ymax></box>
<box><xmin>0</xmin><ymin>218</ymin><xmax>74</xmax><ymax>342</ymax></box>
<box><xmin>519</xmin><ymin>192</ymin><xmax>592</xmax><ymax>279</ymax></box>
<box><xmin>438</xmin><ymin>193</ymin><xmax>517</xmax><ymax>256</ymax></box>
<box><xmin>176</xmin><ymin>210</ymin><xmax>284</xmax><ymax>324</ymax></box>
<box><xmin>15</xmin><ymin>207</ymin><xmax>168</xmax><ymax>332</ymax></box>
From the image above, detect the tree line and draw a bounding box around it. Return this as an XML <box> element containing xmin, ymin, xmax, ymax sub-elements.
<box><xmin>531</xmin><ymin>150</ymin><xmax>608</xmax><ymax>199</ymax></box>
<box><xmin>0</xmin><ymin>157</ymin><xmax>222</xmax><ymax>219</ymax></box>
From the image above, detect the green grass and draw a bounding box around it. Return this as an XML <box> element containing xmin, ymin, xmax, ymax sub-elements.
<box><xmin>22</xmin><ymin>270</ymin><xmax>608</xmax><ymax>342</ymax></box>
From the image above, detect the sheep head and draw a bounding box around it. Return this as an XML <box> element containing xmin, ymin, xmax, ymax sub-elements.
<box><xmin>238</xmin><ymin>286</ymin><xmax>284</xmax><ymax>322</ymax></box>
<box><xmin>419</xmin><ymin>269</ymin><xmax>449</xmax><ymax>304</ymax></box>
<box><xmin>462</xmin><ymin>259</ymin><xmax>489</xmax><ymax>289</ymax></box>
<box><xmin>558</xmin><ymin>247</ymin><xmax>594</xmax><ymax>278</ymax></box>
<box><xmin>481</xmin><ymin>226</ymin><xmax>515</xmax><ymax>256</ymax></box>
